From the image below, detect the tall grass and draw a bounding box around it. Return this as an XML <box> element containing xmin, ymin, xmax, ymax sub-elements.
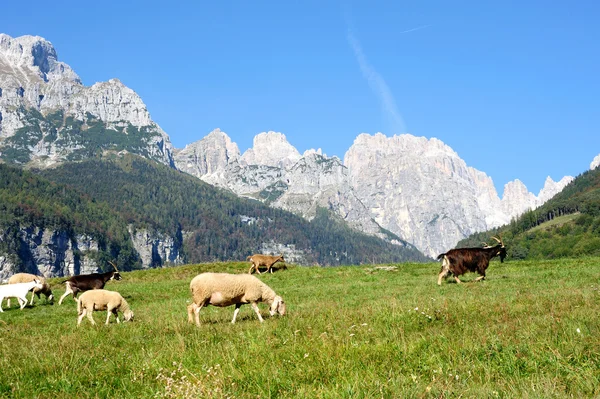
<box><xmin>0</xmin><ymin>259</ymin><xmax>598</xmax><ymax>398</ymax></box>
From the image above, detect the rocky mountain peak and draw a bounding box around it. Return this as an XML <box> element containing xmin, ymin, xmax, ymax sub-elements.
<box><xmin>174</xmin><ymin>128</ymin><xmax>240</xmax><ymax>179</ymax></box>
<box><xmin>591</xmin><ymin>154</ymin><xmax>600</xmax><ymax>170</ymax></box>
<box><xmin>538</xmin><ymin>176</ymin><xmax>574</xmax><ymax>203</ymax></box>
<box><xmin>0</xmin><ymin>33</ymin><xmax>80</xmax><ymax>84</ymax></box>
<box><xmin>240</xmin><ymin>131</ymin><xmax>301</xmax><ymax>168</ymax></box>
<box><xmin>0</xmin><ymin>33</ymin><xmax>174</xmax><ymax>167</ymax></box>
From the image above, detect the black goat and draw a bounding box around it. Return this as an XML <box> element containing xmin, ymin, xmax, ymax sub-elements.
<box><xmin>58</xmin><ymin>263</ymin><xmax>122</xmax><ymax>305</ymax></box>
<box><xmin>437</xmin><ymin>236</ymin><xmax>506</xmax><ymax>285</ymax></box>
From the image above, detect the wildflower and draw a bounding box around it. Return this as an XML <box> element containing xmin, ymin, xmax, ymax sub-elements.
<box><xmin>576</xmin><ymin>328</ymin><xmax>581</xmax><ymax>334</ymax></box>
<box><xmin>304</xmin><ymin>353</ymin><xmax>309</xmax><ymax>358</ymax></box>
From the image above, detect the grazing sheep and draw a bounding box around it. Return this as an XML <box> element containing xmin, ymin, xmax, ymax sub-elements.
<box><xmin>187</xmin><ymin>273</ymin><xmax>286</xmax><ymax>326</ymax></box>
<box><xmin>6</xmin><ymin>273</ymin><xmax>53</xmax><ymax>307</ymax></box>
<box><xmin>76</xmin><ymin>289</ymin><xmax>134</xmax><ymax>326</ymax></box>
<box><xmin>247</xmin><ymin>253</ymin><xmax>285</xmax><ymax>274</ymax></box>
<box><xmin>0</xmin><ymin>280</ymin><xmax>44</xmax><ymax>312</ymax></box>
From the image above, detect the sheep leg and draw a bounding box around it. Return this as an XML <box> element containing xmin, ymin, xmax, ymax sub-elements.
<box><xmin>77</xmin><ymin>309</ymin><xmax>87</xmax><ymax>326</ymax></box>
<box><xmin>6</xmin><ymin>298</ymin><xmax>10</xmax><ymax>308</ymax></box>
<box><xmin>0</xmin><ymin>297</ymin><xmax>3</xmax><ymax>312</ymax></box>
<box><xmin>194</xmin><ymin>304</ymin><xmax>203</xmax><ymax>327</ymax></box>
<box><xmin>29</xmin><ymin>291</ymin><xmax>35</xmax><ymax>306</ymax></box>
<box><xmin>113</xmin><ymin>309</ymin><xmax>120</xmax><ymax>324</ymax></box>
<box><xmin>231</xmin><ymin>303</ymin><xmax>242</xmax><ymax>324</ymax></box>
<box><xmin>454</xmin><ymin>276</ymin><xmax>462</xmax><ymax>284</ymax></box>
<box><xmin>105</xmin><ymin>310</ymin><xmax>112</xmax><ymax>325</ymax></box>
<box><xmin>87</xmin><ymin>310</ymin><xmax>96</xmax><ymax>325</ymax></box>
<box><xmin>251</xmin><ymin>302</ymin><xmax>264</xmax><ymax>323</ymax></box>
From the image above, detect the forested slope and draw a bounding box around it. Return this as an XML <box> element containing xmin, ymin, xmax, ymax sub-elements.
<box><xmin>29</xmin><ymin>154</ymin><xmax>428</xmax><ymax>266</ymax></box>
<box><xmin>458</xmin><ymin>168</ymin><xmax>600</xmax><ymax>259</ymax></box>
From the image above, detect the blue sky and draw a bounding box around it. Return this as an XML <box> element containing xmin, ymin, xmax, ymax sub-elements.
<box><xmin>2</xmin><ymin>1</ymin><xmax>598</xmax><ymax>195</ymax></box>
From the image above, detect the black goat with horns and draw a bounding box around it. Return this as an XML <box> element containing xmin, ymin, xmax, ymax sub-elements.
<box><xmin>437</xmin><ymin>236</ymin><xmax>506</xmax><ymax>285</ymax></box>
<box><xmin>58</xmin><ymin>261</ymin><xmax>122</xmax><ymax>304</ymax></box>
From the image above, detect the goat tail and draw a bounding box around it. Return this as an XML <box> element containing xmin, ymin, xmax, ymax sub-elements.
<box><xmin>246</xmin><ymin>256</ymin><xmax>252</xmax><ymax>261</ymax></box>
<box><xmin>436</xmin><ymin>253</ymin><xmax>446</xmax><ymax>261</ymax></box>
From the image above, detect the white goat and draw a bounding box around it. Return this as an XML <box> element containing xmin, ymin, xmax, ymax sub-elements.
<box><xmin>77</xmin><ymin>289</ymin><xmax>134</xmax><ymax>326</ymax></box>
<box><xmin>187</xmin><ymin>272</ymin><xmax>286</xmax><ymax>326</ymax></box>
<box><xmin>0</xmin><ymin>280</ymin><xmax>44</xmax><ymax>312</ymax></box>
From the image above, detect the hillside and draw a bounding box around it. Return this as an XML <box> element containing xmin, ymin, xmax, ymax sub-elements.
<box><xmin>1</xmin><ymin>258</ymin><xmax>599</xmax><ymax>397</ymax></box>
<box><xmin>458</xmin><ymin>167</ymin><xmax>600</xmax><ymax>259</ymax></box>
<box><xmin>28</xmin><ymin>154</ymin><xmax>427</xmax><ymax>267</ymax></box>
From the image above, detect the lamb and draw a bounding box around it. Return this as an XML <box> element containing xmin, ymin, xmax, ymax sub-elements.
<box><xmin>0</xmin><ymin>280</ymin><xmax>44</xmax><ymax>312</ymax></box>
<box><xmin>246</xmin><ymin>253</ymin><xmax>285</xmax><ymax>274</ymax></box>
<box><xmin>187</xmin><ymin>273</ymin><xmax>286</xmax><ymax>326</ymax></box>
<box><xmin>76</xmin><ymin>289</ymin><xmax>134</xmax><ymax>326</ymax></box>
<box><xmin>6</xmin><ymin>273</ymin><xmax>53</xmax><ymax>307</ymax></box>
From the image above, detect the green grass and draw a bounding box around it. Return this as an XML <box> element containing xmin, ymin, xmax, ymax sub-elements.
<box><xmin>1</xmin><ymin>258</ymin><xmax>599</xmax><ymax>398</ymax></box>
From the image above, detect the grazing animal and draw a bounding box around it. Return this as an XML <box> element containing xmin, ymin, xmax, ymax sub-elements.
<box><xmin>187</xmin><ymin>272</ymin><xmax>286</xmax><ymax>326</ymax></box>
<box><xmin>437</xmin><ymin>236</ymin><xmax>506</xmax><ymax>285</ymax></box>
<box><xmin>6</xmin><ymin>273</ymin><xmax>53</xmax><ymax>307</ymax></box>
<box><xmin>0</xmin><ymin>280</ymin><xmax>44</xmax><ymax>312</ymax></box>
<box><xmin>77</xmin><ymin>289</ymin><xmax>134</xmax><ymax>326</ymax></box>
<box><xmin>58</xmin><ymin>264</ymin><xmax>122</xmax><ymax>305</ymax></box>
<box><xmin>246</xmin><ymin>253</ymin><xmax>285</xmax><ymax>274</ymax></box>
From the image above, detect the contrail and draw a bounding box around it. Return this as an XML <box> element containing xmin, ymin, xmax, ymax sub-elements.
<box><xmin>399</xmin><ymin>24</ymin><xmax>431</xmax><ymax>34</ymax></box>
<box><xmin>347</xmin><ymin>30</ymin><xmax>406</xmax><ymax>134</ymax></box>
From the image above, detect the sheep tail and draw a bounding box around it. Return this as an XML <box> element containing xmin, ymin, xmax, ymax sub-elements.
<box><xmin>76</xmin><ymin>296</ymin><xmax>82</xmax><ymax>315</ymax></box>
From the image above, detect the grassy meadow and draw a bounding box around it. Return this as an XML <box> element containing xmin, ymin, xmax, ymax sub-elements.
<box><xmin>0</xmin><ymin>258</ymin><xmax>599</xmax><ymax>398</ymax></box>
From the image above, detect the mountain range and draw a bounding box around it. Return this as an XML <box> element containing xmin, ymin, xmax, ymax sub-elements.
<box><xmin>0</xmin><ymin>33</ymin><xmax>593</xmax><ymax>266</ymax></box>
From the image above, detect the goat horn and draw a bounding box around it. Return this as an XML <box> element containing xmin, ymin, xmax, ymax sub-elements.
<box><xmin>108</xmin><ymin>260</ymin><xmax>119</xmax><ymax>272</ymax></box>
<box><xmin>491</xmin><ymin>235</ymin><xmax>505</xmax><ymax>247</ymax></box>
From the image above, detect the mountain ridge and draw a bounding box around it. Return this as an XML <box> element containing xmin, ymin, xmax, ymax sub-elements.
<box><xmin>0</xmin><ymin>33</ymin><xmax>582</xmax><ymax>258</ymax></box>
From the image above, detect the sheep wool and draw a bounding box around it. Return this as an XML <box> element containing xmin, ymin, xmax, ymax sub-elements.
<box><xmin>77</xmin><ymin>289</ymin><xmax>134</xmax><ymax>326</ymax></box>
<box><xmin>188</xmin><ymin>273</ymin><xmax>286</xmax><ymax>326</ymax></box>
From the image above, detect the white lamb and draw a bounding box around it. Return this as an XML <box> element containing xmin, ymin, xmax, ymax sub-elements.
<box><xmin>6</xmin><ymin>273</ymin><xmax>54</xmax><ymax>307</ymax></box>
<box><xmin>0</xmin><ymin>280</ymin><xmax>44</xmax><ymax>312</ymax></box>
<box><xmin>76</xmin><ymin>289</ymin><xmax>134</xmax><ymax>326</ymax></box>
<box><xmin>187</xmin><ymin>273</ymin><xmax>286</xmax><ymax>326</ymax></box>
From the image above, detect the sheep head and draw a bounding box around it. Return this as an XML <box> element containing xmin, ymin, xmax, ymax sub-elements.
<box><xmin>124</xmin><ymin>309</ymin><xmax>134</xmax><ymax>322</ymax></box>
<box><xmin>270</xmin><ymin>296</ymin><xmax>286</xmax><ymax>317</ymax></box>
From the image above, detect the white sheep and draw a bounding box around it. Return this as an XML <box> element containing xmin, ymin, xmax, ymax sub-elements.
<box><xmin>76</xmin><ymin>289</ymin><xmax>134</xmax><ymax>326</ymax></box>
<box><xmin>0</xmin><ymin>280</ymin><xmax>44</xmax><ymax>312</ymax></box>
<box><xmin>6</xmin><ymin>273</ymin><xmax>54</xmax><ymax>307</ymax></box>
<box><xmin>187</xmin><ymin>273</ymin><xmax>286</xmax><ymax>326</ymax></box>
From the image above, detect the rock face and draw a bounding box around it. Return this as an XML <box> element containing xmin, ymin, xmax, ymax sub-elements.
<box><xmin>344</xmin><ymin>133</ymin><xmax>509</xmax><ymax>257</ymax></box>
<box><xmin>175</xmin><ymin>130</ymin><xmax>574</xmax><ymax>258</ymax></box>
<box><xmin>0</xmin><ymin>33</ymin><xmax>174</xmax><ymax>167</ymax></box>
<box><xmin>0</xmin><ymin>224</ymin><xmax>184</xmax><ymax>279</ymax></box>
<box><xmin>240</xmin><ymin>131</ymin><xmax>301</xmax><ymax>168</ymax></box>
<box><xmin>128</xmin><ymin>226</ymin><xmax>185</xmax><ymax>269</ymax></box>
